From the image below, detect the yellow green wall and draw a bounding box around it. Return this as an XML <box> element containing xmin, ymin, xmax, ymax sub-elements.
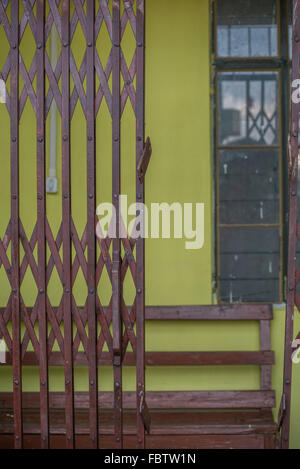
<box><xmin>0</xmin><ymin>0</ymin><xmax>299</xmax><ymax>448</ymax></box>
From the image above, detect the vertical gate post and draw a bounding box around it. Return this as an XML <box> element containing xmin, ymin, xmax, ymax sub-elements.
<box><xmin>86</xmin><ymin>0</ymin><xmax>98</xmax><ymax>450</ymax></box>
<box><xmin>112</xmin><ymin>0</ymin><xmax>123</xmax><ymax>449</ymax></box>
<box><xmin>281</xmin><ymin>0</ymin><xmax>300</xmax><ymax>449</ymax></box>
<box><xmin>136</xmin><ymin>0</ymin><xmax>146</xmax><ymax>450</ymax></box>
<box><xmin>11</xmin><ymin>0</ymin><xmax>22</xmax><ymax>450</ymax></box>
<box><xmin>36</xmin><ymin>0</ymin><xmax>49</xmax><ymax>449</ymax></box>
<box><xmin>61</xmin><ymin>0</ymin><xmax>75</xmax><ymax>449</ymax></box>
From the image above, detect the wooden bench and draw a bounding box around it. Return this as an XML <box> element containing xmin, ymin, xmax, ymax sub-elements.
<box><xmin>0</xmin><ymin>305</ymin><xmax>278</xmax><ymax>449</ymax></box>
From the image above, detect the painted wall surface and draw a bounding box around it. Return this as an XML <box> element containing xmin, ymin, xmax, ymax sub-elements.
<box><xmin>0</xmin><ymin>0</ymin><xmax>299</xmax><ymax>448</ymax></box>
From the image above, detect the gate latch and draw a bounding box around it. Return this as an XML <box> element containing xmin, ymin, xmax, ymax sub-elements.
<box><xmin>137</xmin><ymin>137</ymin><xmax>152</xmax><ymax>183</ymax></box>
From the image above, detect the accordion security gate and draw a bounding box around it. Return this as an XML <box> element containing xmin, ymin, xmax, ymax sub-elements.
<box><xmin>0</xmin><ymin>0</ymin><xmax>150</xmax><ymax>449</ymax></box>
<box><xmin>280</xmin><ymin>0</ymin><xmax>300</xmax><ymax>450</ymax></box>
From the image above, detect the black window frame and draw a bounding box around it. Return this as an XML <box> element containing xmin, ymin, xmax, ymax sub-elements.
<box><xmin>212</xmin><ymin>0</ymin><xmax>291</xmax><ymax>304</ymax></box>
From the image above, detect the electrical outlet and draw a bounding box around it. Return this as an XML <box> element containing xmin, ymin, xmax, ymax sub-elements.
<box><xmin>46</xmin><ymin>177</ymin><xmax>58</xmax><ymax>194</ymax></box>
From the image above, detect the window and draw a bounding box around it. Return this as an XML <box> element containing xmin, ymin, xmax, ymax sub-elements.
<box><xmin>214</xmin><ymin>0</ymin><xmax>291</xmax><ymax>303</ymax></box>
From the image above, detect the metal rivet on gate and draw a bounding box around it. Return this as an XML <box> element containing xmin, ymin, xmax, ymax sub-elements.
<box><xmin>65</xmin><ymin>288</ymin><xmax>70</xmax><ymax>293</ymax></box>
<box><xmin>137</xmin><ymin>288</ymin><xmax>142</xmax><ymax>294</ymax></box>
<box><xmin>285</xmin><ymin>379</ymin><xmax>291</xmax><ymax>385</ymax></box>
<box><xmin>12</xmin><ymin>43</ymin><xmax>16</xmax><ymax>49</ymax></box>
<box><xmin>137</xmin><ymin>136</ymin><xmax>142</xmax><ymax>141</ymax></box>
<box><xmin>12</xmin><ymin>289</ymin><xmax>17</xmax><ymax>294</ymax></box>
<box><xmin>87</xmin><ymin>42</ymin><xmax>92</xmax><ymax>47</ymax></box>
<box><xmin>138</xmin><ymin>42</ymin><xmax>143</xmax><ymax>47</ymax></box>
<box><xmin>15</xmin><ymin>435</ymin><xmax>20</xmax><ymax>440</ymax></box>
<box><xmin>293</xmin><ymin>131</ymin><xmax>297</xmax><ymax>137</ymax></box>
<box><xmin>12</xmin><ymin>195</ymin><xmax>17</xmax><ymax>200</ymax></box>
<box><xmin>37</xmin><ymin>194</ymin><xmax>43</xmax><ymax>200</ymax></box>
<box><xmin>114</xmin><ymin>136</ymin><xmax>119</xmax><ymax>142</ymax></box>
<box><xmin>137</xmin><ymin>194</ymin><xmax>142</xmax><ymax>200</ymax></box>
<box><xmin>40</xmin><ymin>289</ymin><xmax>44</xmax><ymax>294</ymax></box>
<box><xmin>41</xmin><ymin>380</ymin><xmax>46</xmax><ymax>386</ymax></box>
<box><xmin>88</xmin><ymin>136</ymin><xmax>93</xmax><ymax>141</ymax></box>
<box><xmin>126</xmin><ymin>80</ymin><xmax>131</xmax><ymax>86</ymax></box>
<box><xmin>295</xmin><ymin>35</ymin><xmax>300</xmax><ymax>42</ymax></box>
<box><xmin>63</xmin><ymin>135</ymin><xmax>68</xmax><ymax>141</ymax></box>
<box><xmin>12</xmin><ymin>137</ymin><xmax>16</xmax><ymax>142</ymax></box>
<box><xmin>14</xmin><ymin>379</ymin><xmax>19</xmax><ymax>385</ymax></box>
<box><xmin>114</xmin><ymin>194</ymin><xmax>118</xmax><ymax>199</ymax></box>
<box><xmin>38</xmin><ymin>136</ymin><xmax>43</xmax><ymax>142</ymax></box>
<box><xmin>63</xmin><ymin>42</ymin><xmax>68</xmax><ymax>47</ymax></box>
<box><xmin>37</xmin><ymin>43</ymin><xmax>42</xmax><ymax>49</ymax></box>
<box><xmin>88</xmin><ymin>193</ymin><xmax>93</xmax><ymax>199</ymax></box>
<box><xmin>90</xmin><ymin>380</ymin><xmax>94</xmax><ymax>386</ymax></box>
<box><xmin>42</xmin><ymin>436</ymin><xmax>46</xmax><ymax>441</ymax></box>
<box><xmin>89</xmin><ymin>288</ymin><xmax>94</xmax><ymax>295</ymax></box>
<box><xmin>115</xmin><ymin>381</ymin><xmax>120</xmax><ymax>388</ymax></box>
<box><xmin>64</xmin><ymin>193</ymin><xmax>68</xmax><ymax>199</ymax></box>
<box><xmin>66</xmin><ymin>379</ymin><xmax>70</xmax><ymax>385</ymax></box>
<box><xmin>292</xmin><ymin>190</ymin><xmax>297</xmax><ymax>196</ymax></box>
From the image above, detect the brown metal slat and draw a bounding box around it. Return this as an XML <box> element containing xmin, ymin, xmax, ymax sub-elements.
<box><xmin>61</xmin><ymin>0</ymin><xmax>75</xmax><ymax>449</ymax></box>
<box><xmin>136</xmin><ymin>0</ymin><xmax>146</xmax><ymax>449</ymax></box>
<box><xmin>281</xmin><ymin>0</ymin><xmax>300</xmax><ymax>449</ymax></box>
<box><xmin>112</xmin><ymin>0</ymin><xmax>123</xmax><ymax>449</ymax></box>
<box><xmin>10</xmin><ymin>0</ymin><xmax>22</xmax><ymax>450</ymax></box>
<box><xmin>86</xmin><ymin>0</ymin><xmax>98</xmax><ymax>450</ymax></box>
<box><xmin>36</xmin><ymin>0</ymin><xmax>49</xmax><ymax>449</ymax></box>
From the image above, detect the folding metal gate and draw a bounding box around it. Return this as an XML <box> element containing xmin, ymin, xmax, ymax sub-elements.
<box><xmin>0</xmin><ymin>0</ymin><xmax>151</xmax><ymax>449</ymax></box>
<box><xmin>280</xmin><ymin>0</ymin><xmax>300</xmax><ymax>450</ymax></box>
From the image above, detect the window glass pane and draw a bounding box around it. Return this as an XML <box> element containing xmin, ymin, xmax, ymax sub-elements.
<box><xmin>219</xmin><ymin>227</ymin><xmax>280</xmax><ymax>302</ymax></box>
<box><xmin>216</xmin><ymin>0</ymin><xmax>278</xmax><ymax>57</ymax></box>
<box><xmin>219</xmin><ymin>149</ymin><xmax>280</xmax><ymax>224</ymax></box>
<box><xmin>218</xmin><ymin>71</ymin><xmax>279</xmax><ymax>146</ymax></box>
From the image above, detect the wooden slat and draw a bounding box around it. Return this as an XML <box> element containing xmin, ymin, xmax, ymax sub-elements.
<box><xmin>112</xmin><ymin>0</ymin><xmax>122</xmax><ymax>449</ymax></box>
<box><xmin>0</xmin><ymin>391</ymin><xmax>276</xmax><ymax>410</ymax></box>
<box><xmin>0</xmin><ymin>304</ymin><xmax>273</xmax><ymax>321</ymax></box>
<box><xmin>0</xmin><ymin>434</ymin><xmax>270</xmax><ymax>450</ymax></box>
<box><xmin>145</xmin><ymin>305</ymin><xmax>273</xmax><ymax>321</ymax></box>
<box><xmin>4</xmin><ymin>350</ymin><xmax>275</xmax><ymax>367</ymax></box>
<box><xmin>61</xmin><ymin>0</ymin><xmax>74</xmax><ymax>449</ymax></box>
<box><xmin>0</xmin><ymin>409</ymin><xmax>277</xmax><ymax>436</ymax></box>
<box><xmin>260</xmin><ymin>320</ymin><xmax>272</xmax><ymax>390</ymax></box>
<box><xmin>36</xmin><ymin>0</ymin><xmax>49</xmax><ymax>449</ymax></box>
<box><xmin>86</xmin><ymin>0</ymin><xmax>98</xmax><ymax>450</ymax></box>
<box><xmin>136</xmin><ymin>0</ymin><xmax>146</xmax><ymax>449</ymax></box>
<box><xmin>10</xmin><ymin>0</ymin><xmax>22</xmax><ymax>449</ymax></box>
